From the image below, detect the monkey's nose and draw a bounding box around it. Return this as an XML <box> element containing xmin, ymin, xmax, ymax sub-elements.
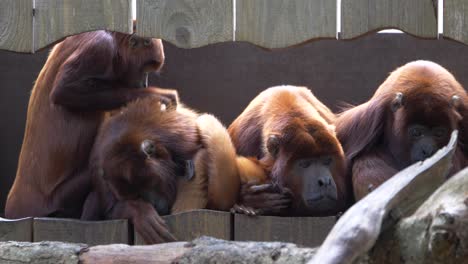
<box><xmin>421</xmin><ymin>145</ymin><xmax>435</xmax><ymax>159</ymax></box>
<box><xmin>317</xmin><ymin>175</ymin><xmax>332</xmax><ymax>187</ymax></box>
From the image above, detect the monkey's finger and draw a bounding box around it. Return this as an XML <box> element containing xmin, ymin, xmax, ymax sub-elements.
<box><xmin>265</xmin><ymin>198</ymin><xmax>291</xmax><ymax>207</ymax></box>
<box><xmin>232</xmin><ymin>204</ymin><xmax>256</xmax><ymax>216</ymax></box>
<box><xmin>245</xmin><ymin>193</ymin><xmax>289</xmax><ymax>202</ymax></box>
<box><xmin>248</xmin><ymin>183</ymin><xmax>277</xmax><ymax>194</ymax></box>
<box><xmin>281</xmin><ymin>187</ymin><xmax>293</xmax><ymax>197</ymax></box>
<box><xmin>149</xmin><ymin>216</ymin><xmax>176</xmax><ymax>242</ymax></box>
<box><xmin>138</xmin><ymin>219</ymin><xmax>164</xmax><ymax>244</ymax></box>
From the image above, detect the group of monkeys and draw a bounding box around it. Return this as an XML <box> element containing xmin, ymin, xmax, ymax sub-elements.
<box><xmin>4</xmin><ymin>31</ymin><xmax>468</xmax><ymax>244</ymax></box>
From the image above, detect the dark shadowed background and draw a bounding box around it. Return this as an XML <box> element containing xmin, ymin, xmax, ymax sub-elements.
<box><xmin>1</xmin><ymin>33</ymin><xmax>468</xmax><ymax>215</ymax></box>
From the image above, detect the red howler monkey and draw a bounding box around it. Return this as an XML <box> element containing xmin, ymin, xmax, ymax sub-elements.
<box><xmin>229</xmin><ymin>85</ymin><xmax>351</xmax><ymax>216</ymax></box>
<box><xmin>5</xmin><ymin>30</ymin><xmax>176</xmax><ymax>219</ymax></box>
<box><xmin>336</xmin><ymin>60</ymin><xmax>468</xmax><ymax>200</ymax></box>
<box><xmin>82</xmin><ymin>97</ymin><xmax>243</xmax><ymax>244</ymax></box>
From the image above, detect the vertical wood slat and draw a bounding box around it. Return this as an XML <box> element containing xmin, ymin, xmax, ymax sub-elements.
<box><xmin>134</xmin><ymin>210</ymin><xmax>231</xmax><ymax>245</ymax></box>
<box><xmin>234</xmin><ymin>214</ymin><xmax>336</xmax><ymax>247</ymax></box>
<box><xmin>236</xmin><ymin>0</ymin><xmax>337</xmax><ymax>49</ymax></box>
<box><xmin>136</xmin><ymin>0</ymin><xmax>233</xmax><ymax>49</ymax></box>
<box><xmin>0</xmin><ymin>0</ymin><xmax>33</xmax><ymax>52</ymax></box>
<box><xmin>33</xmin><ymin>218</ymin><xmax>129</xmax><ymax>246</ymax></box>
<box><xmin>0</xmin><ymin>217</ymin><xmax>33</xmax><ymax>242</ymax></box>
<box><xmin>444</xmin><ymin>0</ymin><xmax>468</xmax><ymax>45</ymax></box>
<box><xmin>33</xmin><ymin>0</ymin><xmax>132</xmax><ymax>51</ymax></box>
<box><xmin>341</xmin><ymin>0</ymin><xmax>438</xmax><ymax>39</ymax></box>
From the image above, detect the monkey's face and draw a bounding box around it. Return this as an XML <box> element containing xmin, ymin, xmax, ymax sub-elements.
<box><xmin>114</xmin><ymin>33</ymin><xmax>165</xmax><ymax>87</ymax></box>
<box><xmin>389</xmin><ymin>92</ymin><xmax>461</xmax><ymax>165</ymax></box>
<box><xmin>266</xmin><ymin>124</ymin><xmax>346</xmax><ymax>216</ymax></box>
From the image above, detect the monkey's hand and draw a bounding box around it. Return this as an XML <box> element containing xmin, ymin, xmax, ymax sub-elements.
<box><xmin>231</xmin><ymin>182</ymin><xmax>292</xmax><ymax>216</ymax></box>
<box><xmin>109</xmin><ymin>199</ymin><xmax>176</xmax><ymax>244</ymax></box>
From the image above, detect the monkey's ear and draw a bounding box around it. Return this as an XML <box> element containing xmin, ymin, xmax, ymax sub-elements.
<box><xmin>451</xmin><ymin>95</ymin><xmax>461</xmax><ymax>109</ymax></box>
<box><xmin>391</xmin><ymin>92</ymin><xmax>404</xmax><ymax>112</ymax></box>
<box><xmin>267</xmin><ymin>135</ymin><xmax>281</xmax><ymax>158</ymax></box>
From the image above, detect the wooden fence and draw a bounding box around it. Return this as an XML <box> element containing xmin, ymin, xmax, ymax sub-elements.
<box><xmin>0</xmin><ymin>210</ymin><xmax>336</xmax><ymax>247</ymax></box>
<box><xmin>1</xmin><ymin>0</ymin><xmax>468</xmax><ymax>52</ymax></box>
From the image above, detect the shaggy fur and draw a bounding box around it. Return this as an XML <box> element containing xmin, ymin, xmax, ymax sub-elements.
<box><xmin>5</xmin><ymin>31</ymin><xmax>175</xmax><ymax>219</ymax></box>
<box><xmin>172</xmin><ymin>114</ymin><xmax>241</xmax><ymax>213</ymax></box>
<box><xmin>337</xmin><ymin>60</ymin><xmax>468</xmax><ymax>200</ymax></box>
<box><xmin>229</xmin><ymin>85</ymin><xmax>351</xmax><ymax>215</ymax></box>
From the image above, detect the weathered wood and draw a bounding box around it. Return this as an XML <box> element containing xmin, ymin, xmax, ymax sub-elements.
<box><xmin>0</xmin><ymin>217</ymin><xmax>32</xmax><ymax>242</ymax></box>
<box><xmin>234</xmin><ymin>214</ymin><xmax>335</xmax><ymax>247</ymax></box>
<box><xmin>0</xmin><ymin>0</ymin><xmax>33</xmax><ymax>52</ymax></box>
<box><xmin>308</xmin><ymin>131</ymin><xmax>458</xmax><ymax>264</ymax></box>
<box><xmin>236</xmin><ymin>0</ymin><xmax>336</xmax><ymax>49</ymax></box>
<box><xmin>33</xmin><ymin>0</ymin><xmax>132</xmax><ymax>51</ymax></box>
<box><xmin>177</xmin><ymin>236</ymin><xmax>317</xmax><ymax>264</ymax></box>
<box><xmin>0</xmin><ymin>241</ymin><xmax>85</xmax><ymax>264</ymax></box>
<box><xmin>341</xmin><ymin>0</ymin><xmax>437</xmax><ymax>39</ymax></box>
<box><xmin>394</xmin><ymin>167</ymin><xmax>468</xmax><ymax>264</ymax></box>
<box><xmin>444</xmin><ymin>0</ymin><xmax>468</xmax><ymax>45</ymax></box>
<box><xmin>33</xmin><ymin>218</ymin><xmax>129</xmax><ymax>246</ymax></box>
<box><xmin>80</xmin><ymin>242</ymin><xmax>188</xmax><ymax>264</ymax></box>
<box><xmin>137</xmin><ymin>0</ymin><xmax>233</xmax><ymax>49</ymax></box>
<box><xmin>134</xmin><ymin>210</ymin><xmax>231</xmax><ymax>245</ymax></box>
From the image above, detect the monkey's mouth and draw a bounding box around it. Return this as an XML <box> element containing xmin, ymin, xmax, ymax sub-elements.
<box><xmin>143</xmin><ymin>60</ymin><xmax>163</xmax><ymax>72</ymax></box>
<box><xmin>304</xmin><ymin>193</ymin><xmax>338</xmax><ymax>204</ymax></box>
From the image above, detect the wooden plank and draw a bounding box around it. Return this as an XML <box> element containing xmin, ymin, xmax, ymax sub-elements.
<box><xmin>341</xmin><ymin>0</ymin><xmax>437</xmax><ymax>39</ymax></box>
<box><xmin>0</xmin><ymin>0</ymin><xmax>33</xmax><ymax>52</ymax></box>
<box><xmin>0</xmin><ymin>217</ymin><xmax>33</xmax><ymax>242</ymax></box>
<box><xmin>236</xmin><ymin>0</ymin><xmax>337</xmax><ymax>49</ymax></box>
<box><xmin>34</xmin><ymin>0</ymin><xmax>132</xmax><ymax>51</ymax></box>
<box><xmin>136</xmin><ymin>0</ymin><xmax>233</xmax><ymax>49</ymax></box>
<box><xmin>234</xmin><ymin>214</ymin><xmax>335</xmax><ymax>247</ymax></box>
<box><xmin>444</xmin><ymin>0</ymin><xmax>468</xmax><ymax>44</ymax></box>
<box><xmin>33</xmin><ymin>218</ymin><xmax>129</xmax><ymax>246</ymax></box>
<box><xmin>135</xmin><ymin>210</ymin><xmax>231</xmax><ymax>245</ymax></box>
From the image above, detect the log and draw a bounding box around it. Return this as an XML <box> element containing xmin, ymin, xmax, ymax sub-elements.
<box><xmin>309</xmin><ymin>130</ymin><xmax>458</xmax><ymax>264</ymax></box>
<box><xmin>0</xmin><ymin>241</ymin><xmax>86</xmax><ymax>264</ymax></box>
<box><xmin>175</xmin><ymin>236</ymin><xmax>317</xmax><ymax>264</ymax></box>
<box><xmin>392</xmin><ymin>167</ymin><xmax>468</xmax><ymax>264</ymax></box>
<box><xmin>80</xmin><ymin>242</ymin><xmax>188</xmax><ymax>264</ymax></box>
<box><xmin>0</xmin><ymin>237</ymin><xmax>317</xmax><ymax>264</ymax></box>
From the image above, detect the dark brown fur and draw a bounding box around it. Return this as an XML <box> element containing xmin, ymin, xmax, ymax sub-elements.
<box><xmin>83</xmin><ymin>98</ymin><xmax>242</xmax><ymax>244</ymax></box>
<box><xmin>5</xmin><ymin>31</ymin><xmax>175</xmax><ymax>219</ymax></box>
<box><xmin>229</xmin><ymin>85</ymin><xmax>350</xmax><ymax>216</ymax></box>
<box><xmin>336</xmin><ymin>60</ymin><xmax>468</xmax><ymax>200</ymax></box>
<box><xmin>82</xmin><ymin>98</ymin><xmax>201</xmax><ymax>244</ymax></box>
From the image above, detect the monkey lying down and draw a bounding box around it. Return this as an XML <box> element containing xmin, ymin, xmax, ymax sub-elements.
<box><xmin>229</xmin><ymin>86</ymin><xmax>352</xmax><ymax>216</ymax></box>
<box><xmin>81</xmin><ymin>97</ymin><xmax>265</xmax><ymax>244</ymax></box>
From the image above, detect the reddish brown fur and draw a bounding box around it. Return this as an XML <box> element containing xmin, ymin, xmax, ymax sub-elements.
<box><xmin>5</xmin><ymin>30</ymin><xmax>175</xmax><ymax>219</ymax></box>
<box><xmin>229</xmin><ymin>86</ymin><xmax>350</xmax><ymax>216</ymax></box>
<box><xmin>82</xmin><ymin>98</ymin><xmax>201</xmax><ymax>243</ymax></box>
<box><xmin>337</xmin><ymin>60</ymin><xmax>468</xmax><ymax>200</ymax></box>
<box><xmin>83</xmin><ymin>98</ymin><xmax>241</xmax><ymax>243</ymax></box>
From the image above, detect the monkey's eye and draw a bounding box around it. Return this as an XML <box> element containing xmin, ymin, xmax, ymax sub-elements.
<box><xmin>143</xmin><ymin>38</ymin><xmax>151</xmax><ymax>47</ymax></box>
<box><xmin>129</xmin><ymin>37</ymin><xmax>138</xmax><ymax>49</ymax></box>
<box><xmin>323</xmin><ymin>156</ymin><xmax>333</xmax><ymax>166</ymax></box>
<box><xmin>433</xmin><ymin>127</ymin><xmax>447</xmax><ymax>138</ymax></box>
<box><xmin>141</xmin><ymin>139</ymin><xmax>156</xmax><ymax>157</ymax></box>
<box><xmin>298</xmin><ymin>159</ymin><xmax>312</xmax><ymax>168</ymax></box>
<box><xmin>409</xmin><ymin>126</ymin><xmax>424</xmax><ymax>139</ymax></box>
